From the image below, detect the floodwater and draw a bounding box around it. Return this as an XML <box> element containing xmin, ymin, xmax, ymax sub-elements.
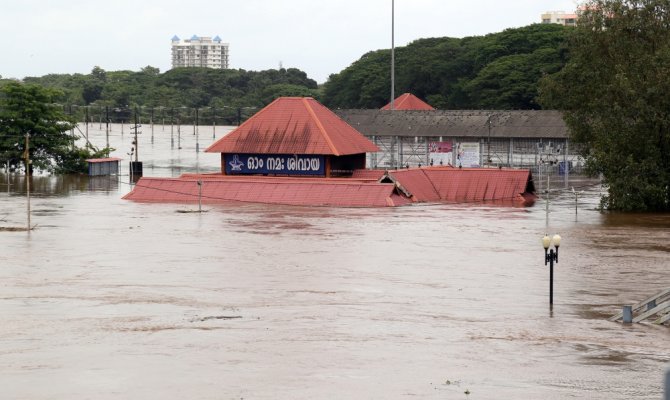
<box><xmin>0</xmin><ymin>123</ymin><xmax>669</xmax><ymax>399</ymax></box>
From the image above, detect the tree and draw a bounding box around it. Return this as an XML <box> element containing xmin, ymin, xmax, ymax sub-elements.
<box><xmin>0</xmin><ymin>82</ymin><xmax>83</xmax><ymax>173</ymax></box>
<box><xmin>322</xmin><ymin>24</ymin><xmax>570</xmax><ymax>109</ymax></box>
<box><xmin>540</xmin><ymin>0</ymin><xmax>670</xmax><ymax>211</ymax></box>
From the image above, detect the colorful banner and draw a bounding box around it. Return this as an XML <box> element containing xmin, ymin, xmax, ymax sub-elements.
<box><xmin>428</xmin><ymin>141</ymin><xmax>453</xmax><ymax>166</ymax></box>
<box><xmin>455</xmin><ymin>142</ymin><xmax>480</xmax><ymax>168</ymax></box>
<box><xmin>224</xmin><ymin>154</ymin><xmax>325</xmax><ymax>175</ymax></box>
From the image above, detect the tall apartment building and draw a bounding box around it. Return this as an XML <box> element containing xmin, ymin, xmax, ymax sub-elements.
<box><xmin>171</xmin><ymin>35</ymin><xmax>230</xmax><ymax>69</ymax></box>
<box><xmin>541</xmin><ymin>11</ymin><xmax>577</xmax><ymax>26</ymax></box>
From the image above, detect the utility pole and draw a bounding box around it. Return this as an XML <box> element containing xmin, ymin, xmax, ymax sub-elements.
<box><xmin>212</xmin><ymin>106</ymin><xmax>216</xmax><ymax>139</ymax></box>
<box><xmin>487</xmin><ymin>115</ymin><xmax>492</xmax><ymax>167</ymax></box>
<box><xmin>105</xmin><ymin>106</ymin><xmax>110</xmax><ymax>150</ymax></box>
<box><xmin>24</xmin><ymin>133</ymin><xmax>31</xmax><ymax>231</ymax></box>
<box><xmin>195</xmin><ymin>108</ymin><xmax>200</xmax><ymax>153</ymax></box>
<box><xmin>133</xmin><ymin>108</ymin><xmax>139</xmax><ymax>162</ymax></box>
<box><xmin>150</xmin><ymin>107</ymin><xmax>154</xmax><ymax>143</ymax></box>
<box><xmin>170</xmin><ymin>107</ymin><xmax>175</xmax><ymax>149</ymax></box>
<box><xmin>129</xmin><ymin>107</ymin><xmax>143</xmax><ymax>182</ymax></box>
<box><xmin>85</xmin><ymin>106</ymin><xmax>89</xmax><ymax>141</ymax></box>
<box><xmin>390</xmin><ymin>0</ymin><xmax>395</xmax><ymax>111</ymax></box>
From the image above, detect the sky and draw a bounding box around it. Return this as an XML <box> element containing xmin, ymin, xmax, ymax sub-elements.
<box><xmin>0</xmin><ymin>0</ymin><xmax>578</xmax><ymax>84</ymax></box>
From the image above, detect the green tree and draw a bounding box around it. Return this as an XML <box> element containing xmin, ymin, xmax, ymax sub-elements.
<box><xmin>322</xmin><ymin>24</ymin><xmax>570</xmax><ymax>109</ymax></box>
<box><xmin>540</xmin><ymin>0</ymin><xmax>670</xmax><ymax>211</ymax></box>
<box><xmin>0</xmin><ymin>82</ymin><xmax>85</xmax><ymax>173</ymax></box>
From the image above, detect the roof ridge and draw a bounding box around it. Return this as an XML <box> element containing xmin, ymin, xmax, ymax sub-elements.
<box><xmin>302</xmin><ymin>98</ymin><xmax>339</xmax><ymax>156</ymax></box>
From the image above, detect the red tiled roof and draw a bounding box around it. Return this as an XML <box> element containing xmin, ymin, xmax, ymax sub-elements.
<box><xmin>420</xmin><ymin>168</ymin><xmax>533</xmax><ymax>203</ymax></box>
<box><xmin>123</xmin><ymin>167</ymin><xmax>535</xmax><ymax>207</ymax></box>
<box><xmin>351</xmin><ymin>169</ymin><xmax>386</xmax><ymax>180</ymax></box>
<box><xmin>123</xmin><ymin>175</ymin><xmax>409</xmax><ymax>207</ymax></box>
<box><xmin>381</xmin><ymin>93</ymin><xmax>435</xmax><ymax>111</ymax></box>
<box><xmin>388</xmin><ymin>169</ymin><xmax>441</xmax><ymax>202</ymax></box>
<box><xmin>206</xmin><ymin>97</ymin><xmax>380</xmax><ymax>156</ymax></box>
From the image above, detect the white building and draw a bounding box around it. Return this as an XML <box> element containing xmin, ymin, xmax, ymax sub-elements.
<box><xmin>541</xmin><ymin>11</ymin><xmax>577</xmax><ymax>26</ymax></box>
<box><xmin>171</xmin><ymin>35</ymin><xmax>230</xmax><ymax>69</ymax></box>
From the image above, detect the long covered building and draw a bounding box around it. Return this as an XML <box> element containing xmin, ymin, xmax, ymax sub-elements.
<box><xmin>335</xmin><ymin>108</ymin><xmax>579</xmax><ymax>175</ymax></box>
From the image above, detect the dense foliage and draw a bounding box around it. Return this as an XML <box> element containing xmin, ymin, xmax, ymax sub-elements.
<box><xmin>322</xmin><ymin>24</ymin><xmax>570</xmax><ymax>109</ymax></box>
<box><xmin>1</xmin><ymin>67</ymin><xmax>318</xmax><ymax>124</ymax></box>
<box><xmin>0</xmin><ymin>82</ymin><xmax>106</xmax><ymax>173</ymax></box>
<box><xmin>540</xmin><ymin>0</ymin><xmax>670</xmax><ymax>211</ymax></box>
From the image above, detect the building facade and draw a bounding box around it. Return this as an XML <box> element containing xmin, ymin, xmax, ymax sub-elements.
<box><xmin>541</xmin><ymin>11</ymin><xmax>577</xmax><ymax>26</ymax></box>
<box><xmin>336</xmin><ymin>109</ymin><xmax>583</xmax><ymax>182</ymax></box>
<box><xmin>171</xmin><ymin>35</ymin><xmax>229</xmax><ymax>69</ymax></box>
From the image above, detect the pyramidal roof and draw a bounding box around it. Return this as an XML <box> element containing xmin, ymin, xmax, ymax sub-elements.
<box><xmin>206</xmin><ymin>97</ymin><xmax>380</xmax><ymax>156</ymax></box>
<box><xmin>171</xmin><ymin>35</ymin><xmax>180</xmax><ymax>41</ymax></box>
<box><xmin>381</xmin><ymin>93</ymin><xmax>435</xmax><ymax>110</ymax></box>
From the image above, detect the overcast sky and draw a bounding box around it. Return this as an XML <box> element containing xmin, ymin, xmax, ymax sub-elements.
<box><xmin>0</xmin><ymin>0</ymin><xmax>578</xmax><ymax>83</ymax></box>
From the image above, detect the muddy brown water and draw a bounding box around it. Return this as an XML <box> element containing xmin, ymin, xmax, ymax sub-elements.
<box><xmin>0</xmin><ymin>124</ymin><xmax>668</xmax><ymax>399</ymax></box>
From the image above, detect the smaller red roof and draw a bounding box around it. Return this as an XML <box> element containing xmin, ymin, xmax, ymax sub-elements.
<box><xmin>381</xmin><ymin>93</ymin><xmax>435</xmax><ymax>110</ymax></box>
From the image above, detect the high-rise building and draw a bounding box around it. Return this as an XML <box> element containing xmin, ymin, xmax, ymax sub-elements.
<box><xmin>171</xmin><ymin>35</ymin><xmax>229</xmax><ymax>69</ymax></box>
<box><xmin>541</xmin><ymin>11</ymin><xmax>577</xmax><ymax>26</ymax></box>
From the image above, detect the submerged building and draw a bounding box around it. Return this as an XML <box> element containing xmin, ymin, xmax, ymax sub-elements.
<box><xmin>124</xmin><ymin>97</ymin><xmax>536</xmax><ymax>207</ymax></box>
<box><xmin>171</xmin><ymin>35</ymin><xmax>230</xmax><ymax>69</ymax></box>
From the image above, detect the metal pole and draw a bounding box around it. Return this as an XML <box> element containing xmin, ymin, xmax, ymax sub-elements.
<box><xmin>564</xmin><ymin>139</ymin><xmax>569</xmax><ymax>189</ymax></box>
<box><xmin>105</xmin><ymin>106</ymin><xmax>110</xmax><ymax>149</ymax></box>
<box><xmin>171</xmin><ymin>107</ymin><xmax>175</xmax><ymax>149</ymax></box>
<box><xmin>134</xmin><ymin>108</ymin><xmax>139</xmax><ymax>162</ymax></box>
<box><xmin>99</xmin><ymin>106</ymin><xmax>102</xmax><ymax>129</ymax></box>
<box><xmin>197</xmin><ymin>180</ymin><xmax>202</xmax><ymax>212</ymax></box>
<box><xmin>546</xmin><ymin>173</ymin><xmax>550</xmax><ymax>230</ymax></box>
<box><xmin>25</xmin><ymin>133</ymin><xmax>30</xmax><ymax>232</ymax></box>
<box><xmin>212</xmin><ymin>107</ymin><xmax>216</xmax><ymax>139</ymax></box>
<box><xmin>195</xmin><ymin>108</ymin><xmax>199</xmax><ymax>153</ymax></box>
<box><xmin>151</xmin><ymin>107</ymin><xmax>154</xmax><ymax>144</ymax></box>
<box><xmin>549</xmin><ymin>250</ymin><xmax>554</xmax><ymax>305</ymax></box>
<box><xmin>390</xmin><ymin>0</ymin><xmax>395</xmax><ymax>110</ymax></box>
<box><xmin>487</xmin><ymin>115</ymin><xmax>491</xmax><ymax>166</ymax></box>
<box><xmin>85</xmin><ymin>106</ymin><xmax>89</xmax><ymax>141</ymax></box>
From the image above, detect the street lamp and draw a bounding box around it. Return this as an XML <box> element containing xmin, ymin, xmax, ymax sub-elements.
<box><xmin>542</xmin><ymin>233</ymin><xmax>561</xmax><ymax>305</ymax></box>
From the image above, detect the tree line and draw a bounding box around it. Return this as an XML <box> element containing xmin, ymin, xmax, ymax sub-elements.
<box><xmin>322</xmin><ymin>23</ymin><xmax>570</xmax><ymax>110</ymax></box>
<box><xmin>1</xmin><ymin>66</ymin><xmax>319</xmax><ymax>125</ymax></box>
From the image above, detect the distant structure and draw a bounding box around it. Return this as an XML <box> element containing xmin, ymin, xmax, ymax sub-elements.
<box><xmin>381</xmin><ymin>93</ymin><xmax>435</xmax><ymax>111</ymax></box>
<box><xmin>541</xmin><ymin>10</ymin><xmax>577</xmax><ymax>26</ymax></box>
<box><xmin>171</xmin><ymin>35</ymin><xmax>229</xmax><ymax>69</ymax></box>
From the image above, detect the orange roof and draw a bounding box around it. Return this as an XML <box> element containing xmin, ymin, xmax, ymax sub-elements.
<box><xmin>381</xmin><ymin>93</ymin><xmax>435</xmax><ymax>110</ymax></box>
<box><xmin>123</xmin><ymin>167</ymin><xmax>535</xmax><ymax>207</ymax></box>
<box><xmin>206</xmin><ymin>97</ymin><xmax>380</xmax><ymax>156</ymax></box>
<box><xmin>122</xmin><ymin>175</ymin><xmax>410</xmax><ymax>207</ymax></box>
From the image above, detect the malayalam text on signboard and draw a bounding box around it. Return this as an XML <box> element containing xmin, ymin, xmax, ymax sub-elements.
<box><xmin>224</xmin><ymin>154</ymin><xmax>325</xmax><ymax>176</ymax></box>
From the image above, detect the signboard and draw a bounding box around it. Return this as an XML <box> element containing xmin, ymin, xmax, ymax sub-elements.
<box><xmin>428</xmin><ymin>141</ymin><xmax>453</xmax><ymax>166</ymax></box>
<box><xmin>224</xmin><ymin>154</ymin><xmax>325</xmax><ymax>176</ymax></box>
<box><xmin>455</xmin><ymin>142</ymin><xmax>480</xmax><ymax>168</ymax></box>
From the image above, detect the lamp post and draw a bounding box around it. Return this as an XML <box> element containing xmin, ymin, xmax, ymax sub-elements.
<box><xmin>542</xmin><ymin>233</ymin><xmax>561</xmax><ymax>305</ymax></box>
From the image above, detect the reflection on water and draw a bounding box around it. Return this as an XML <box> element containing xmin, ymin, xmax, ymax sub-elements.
<box><xmin>0</xmin><ymin>124</ymin><xmax>668</xmax><ymax>400</ymax></box>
